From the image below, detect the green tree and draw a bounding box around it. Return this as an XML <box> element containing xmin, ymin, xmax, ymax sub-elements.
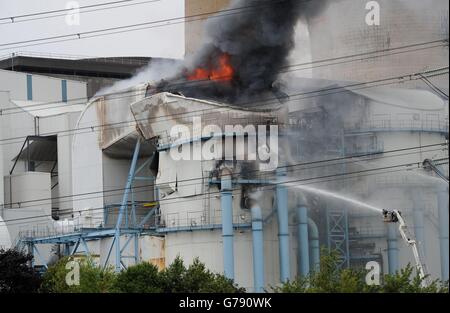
<box><xmin>376</xmin><ymin>264</ymin><xmax>448</xmax><ymax>293</ymax></box>
<box><xmin>159</xmin><ymin>256</ymin><xmax>187</xmax><ymax>293</ymax></box>
<box><xmin>40</xmin><ymin>257</ymin><xmax>116</xmax><ymax>293</ymax></box>
<box><xmin>113</xmin><ymin>262</ymin><xmax>162</xmax><ymax>293</ymax></box>
<box><xmin>273</xmin><ymin>248</ymin><xmax>448</xmax><ymax>293</ymax></box>
<box><xmin>0</xmin><ymin>249</ymin><xmax>42</xmax><ymax>293</ymax></box>
<box><xmin>183</xmin><ymin>258</ymin><xmax>245</xmax><ymax>293</ymax></box>
<box><xmin>40</xmin><ymin>255</ymin><xmax>244</xmax><ymax>293</ymax></box>
<box><xmin>158</xmin><ymin>256</ymin><xmax>244</xmax><ymax>293</ymax></box>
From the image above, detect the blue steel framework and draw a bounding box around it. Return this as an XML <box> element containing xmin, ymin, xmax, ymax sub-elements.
<box><xmin>19</xmin><ymin>138</ymin><xmax>160</xmax><ymax>271</ymax></box>
<box><xmin>326</xmin><ymin>207</ymin><xmax>350</xmax><ymax>269</ymax></box>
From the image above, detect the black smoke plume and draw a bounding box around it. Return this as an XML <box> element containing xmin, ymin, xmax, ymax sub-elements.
<box><xmin>156</xmin><ymin>0</ymin><xmax>327</xmax><ymax>105</ymax></box>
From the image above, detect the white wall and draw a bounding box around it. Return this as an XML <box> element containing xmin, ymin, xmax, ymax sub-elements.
<box><xmin>0</xmin><ymin>69</ymin><xmax>86</xmax><ymax>102</ymax></box>
<box><xmin>4</xmin><ymin>172</ymin><xmax>51</xmax><ymax>211</ymax></box>
<box><xmin>0</xmin><ymin>70</ymin><xmax>27</xmax><ymax>100</ymax></box>
<box><xmin>72</xmin><ymin>103</ymin><xmax>104</xmax><ymax>227</ymax></box>
<box><xmin>0</xmin><ymin>70</ymin><xmax>87</xmax><ymax>250</ymax></box>
<box><xmin>38</xmin><ymin>112</ymin><xmax>82</xmax><ymax>218</ymax></box>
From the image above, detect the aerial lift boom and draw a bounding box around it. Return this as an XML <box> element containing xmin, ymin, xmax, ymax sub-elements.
<box><xmin>382</xmin><ymin>209</ymin><xmax>430</xmax><ymax>287</ymax></box>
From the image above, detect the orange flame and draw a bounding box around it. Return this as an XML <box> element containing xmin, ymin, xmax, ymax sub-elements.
<box><xmin>187</xmin><ymin>53</ymin><xmax>234</xmax><ymax>82</ymax></box>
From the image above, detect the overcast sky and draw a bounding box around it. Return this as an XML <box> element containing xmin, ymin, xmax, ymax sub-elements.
<box><xmin>0</xmin><ymin>0</ymin><xmax>185</xmax><ymax>59</ymax></box>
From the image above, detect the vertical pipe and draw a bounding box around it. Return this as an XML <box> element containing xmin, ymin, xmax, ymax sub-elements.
<box><xmin>438</xmin><ymin>189</ymin><xmax>449</xmax><ymax>281</ymax></box>
<box><xmin>276</xmin><ymin>168</ymin><xmax>290</xmax><ymax>282</ymax></box>
<box><xmin>221</xmin><ymin>173</ymin><xmax>234</xmax><ymax>280</ymax></box>
<box><xmin>64</xmin><ymin>244</ymin><xmax>70</xmax><ymax>256</ymax></box>
<box><xmin>115</xmin><ymin>139</ymin><xmax>141</xmax><ymax>272</ymax></box>
<box><xmin>251</xmin><ymin>205</ymin><xmax>264</xmax><ymax>292</ymax></box>
<box><xmin>387</xmin><ymin>223</ymin><xmax>399</xmax><ymax>274</ymax></box>
<box><xmin>307</xmin><ymin>218</ymin><xmax>320</xmax><ymax>271</ymax></box>
<box><xmin>296</xmin><ymin>206</ymin><xmax>310</xmax><ymax>277</ymax></box>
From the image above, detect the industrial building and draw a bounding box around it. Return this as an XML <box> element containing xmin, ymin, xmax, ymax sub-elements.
<box><xmin>0</xmin><ymin>0</ymin><xmax>448</xmax><ymax>292</ymax></box>
<box><xmin>0</xmin><ymin>53</ymin><xmax>154</xmax><ymax>98</ymax></box>
<box><xmin>0</xmin><ymin>68</ymin><xmax>86</xmax><ymax>257</ymax></box>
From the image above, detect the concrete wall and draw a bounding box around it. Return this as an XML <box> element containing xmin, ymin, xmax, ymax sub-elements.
<box><xmin>0</xmin><ymin>70</ymin><xmax>87</xmax><ymax>247</ymax></box>
<box><xmin>185</xmin><ymin>0</ymin><xmax>231</xmax><ymax>55</ymax></box>
<box><xmin>0</xmin><ymin>69</ymin><xmax>86</xmax><ymax>103</ymax></box>
<box><xmin>72</xmin><ymin>102</ymin><xmax>104</xmax><ymax>227</ymax></box>
<box><xmin>38</xmin><ymin>112</ymin><xmax>81</xmax><ymax>218</ymax></box>
<box><xmin>4</xmin><ymin>172</ymin><xmax>51</xmax><ymax>211</ymax></box>
<box><xmin>0</xmin><ymin>98</ymin><xmax>36</xmax><ymax>178</ymax></box>
<box><xmin>306</xmin><ymin>0</ymin><xmax>449</xmax><ymax>89</ymax></box>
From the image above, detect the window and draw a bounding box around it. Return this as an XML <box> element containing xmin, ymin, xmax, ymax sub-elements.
<box><xmin>26</xmin><ymin>74</ymin><xmax>33</xmax><ymax>100</ymax></box>
<box><xmin>61</xmin><ymin>80</ymin><xmax>67</xmax><ymax>102</ymax></box>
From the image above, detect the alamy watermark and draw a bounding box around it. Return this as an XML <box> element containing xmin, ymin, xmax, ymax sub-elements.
<box><xmin>65</xmin><ymin>1</ymin><xmax>80</xmax><ymax>26</ymax></box>
<box><xmin>365</xmin><ymin>261</ymin><xmax>381</xmax><ymax>286</ymax></box>
<box><xmin>65</xmin><ymin>259</ymin><xmax>80</xmax><ymax>286</ymax></box>
<box><xmin>168</xmin><ymin>117</ymin><xmax>279</xmax><ymax>171</ymax></box>
<box><xmin>366</xmin><ymin>1</ymin><xmax>381</xmax><ymax>26</ymax></box>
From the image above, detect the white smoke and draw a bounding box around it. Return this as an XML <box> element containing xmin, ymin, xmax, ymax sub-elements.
<box><xmin>96</xmin><ymin>58</ymin><xmax>184</xmax><ymax>96</ymax></box>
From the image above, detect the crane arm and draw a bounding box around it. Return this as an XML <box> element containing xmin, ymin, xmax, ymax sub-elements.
<box><xmin>382</xmin><ymin>209</ymin><xmax>429</xmax><ymax>287</ymax></box>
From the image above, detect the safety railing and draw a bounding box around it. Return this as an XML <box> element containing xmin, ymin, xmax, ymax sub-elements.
<box><xmin>17</xmin><ymin>217</ymin><xmax>105</xmax><ymax>240</ymax></box>
<box><xmin>157</xmin><ymin>209</ymin><xmax>251</xmax><ymax>230</ymax></box>
<box><xmin>347</xmin><ymin>119</ymin><xmax>449</xmax><ymax>134</ymax></box>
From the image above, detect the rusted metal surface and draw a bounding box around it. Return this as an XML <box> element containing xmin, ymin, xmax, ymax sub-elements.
<box><xmin>140</xmin><ymin>235</ymin><xmax>165</xmax><ymax>270</ymax></box>
<box><xmin>90</xmin><ymin>84</ymin><xmax>148</xmax><ymax>150</ymax></box>
<box><xmin>130</xmin><ymin>92</ymin><xmax>287</xmax><ymax>144</ymax></box>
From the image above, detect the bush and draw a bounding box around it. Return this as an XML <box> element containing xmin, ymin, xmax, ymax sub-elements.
<box><xmin>40</xmin><ymin>257</ymin><xmax>116</xmax><ymax>293</ymax></box>
<box><xmin>0</xmin><ymin>249</ymin><xmax>42</xmax><ymax>293</ymax></box>
<box><xmin>113</xmin><ymin>262</ymin><xmax>162</xmax><ymax>293</ymax></box>
<box><xmin>145</xmin><ymin>256</ymin><xmax>245</xmax><ymax>293</ymax></box>
<box><xmin>273</xmin><ymin>248</ymin><xmax>449</xmax><ymax>293</ymax></box>
<box><xmin>40</xmin><ymin>255</ymin><xmax>244</xmax><ymax>293</ymax></box>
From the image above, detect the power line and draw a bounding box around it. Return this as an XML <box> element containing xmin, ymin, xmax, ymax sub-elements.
<box><xmin>1</xmin><ymin>38</ymin><xmax>446</xmax><ymax>116</ymax></box>
<box><xmin>0</xmin><ymin>0</ymin><xmax>162</xmax><ymax>25</ymax></box>
<box><xmin>1</xmin><ymin>159</ymin><xmax>447</xmax><ymax>227</ymax></box>
<box><xmin>0</xmin><ymin>0</ymin><xmax>158</xmax><ymax>22</ymax></box>
<box><xmin>0</xmin><ymin>67</ymin><xmax>448</xmax><ymax>147</ymax></box>
<box><xmin>1</xmin><ymin>70</ymin><xmax>448</xmax><ymax>150</ymax></box>
<box><xmin>6</xmin><ymin>147</ymin><xmax>445</xmax><ymax>216</ymax></box>
<box><xmin>1</xmin><ymin>142</ymin><xmax>446</xmax><ymax>210</ymax></box>
<box><xmin>418</xmin><ymin>74</ymin><xmax>449</xmax><ymax>99</ymax></box>
<box><xmin>0</xmin><ymin>1</ymin><xmax>285</xmax><ymax>50</ymax></box>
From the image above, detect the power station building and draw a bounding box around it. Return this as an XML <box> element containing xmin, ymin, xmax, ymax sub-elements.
<box><xmin>0</xmin><ymin>0</ymin><xmax>448</xmax><ymax>291</ymax></box>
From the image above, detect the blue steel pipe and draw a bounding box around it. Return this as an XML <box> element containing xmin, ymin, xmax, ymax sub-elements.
<box><xmin>251</xmin><ymin>205</ymin><xmax>265</xmax><ymax>292</ymax></box>
<box><xmin>438</xmin><ymin>189</ymin><xmax>449</xmax><ymax>281</ymax></box>
<box><xmin>221</xmin><ymin>173</ymin><xmax>234</xmax><ymax>280</ymax></box>
<box><xmin>307</xmin><ymin>218</ymin><xmax>320</xmax><ymax>271</ymax></box>
<box><xmin>276</xmin><ymin>169</ymin><xmax>290</xmax><ymax>282</ymax></box>
<box><xmin>387</xmin><ymin>223</ymin><xmax>399</xmax><ymax>274</ymax></box>
<box><xmin>115</xmin><ymin>139</ymin><xmax>141</xmax><ymax>272</ymax></box>
<box><xmin>296</xmin><ymin>206</ymin><xmax>310</xmax><ymax>277</ymax></box>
